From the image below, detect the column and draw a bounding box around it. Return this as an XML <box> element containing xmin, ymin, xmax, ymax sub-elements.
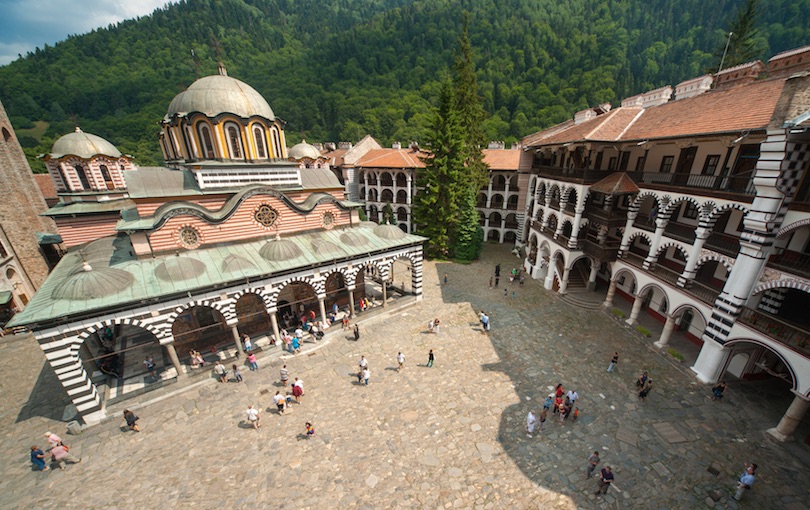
<box><xmin>678</xmin><ymin>226</ymin><xmax>710</xmax><ymax>287</ymax></box>
<box><xmin>544</xmin><ymin>269</ymin><xmax>555</xmax><ymax>290</ymax></box>
<box><xmin>318</xmin><ymin>296</ymin><xmax>328</xmax><ymax>325</ymax></box>
<box><xmin>767</xmin><ymin>394</ymin><xmax>810</xmax><ymax>442</ymax></box>
<box><xmin>230</xmin><ymin>324</ymin><xmax>245</xmax><ymax>357</ymax></box>
<box><xmin>619</xmin><ymin>211</ymin><xmax>638</xmax><ymax>253</ymax></box>
<box><xmin>690</xmin><ymin>340</ymin><xmax>730</xmax><ymax>384</ymax></box>
<box><xmin>348</xmin><ymin>288</ymin><xmax>356</xmax><ymax>317</ymax></box>
<box><xmin>382</xmin><ymin>280</ymin><xmax>388</xmax><ymax>307</ymax></box>
<box><xmin>363</xmin><ymin>172</ymin><xmax>368</xmax><ymax>201</ymax></box>
<box><xmin>644</xmin><ymin>218</ymin><xmax>666</xmax><ymax>269</ymax></box>
<box><xmin>269</xmin><ymin>310</ymin><xmax>281</xmax><ymax>344</ymax></box>
<box><xmin>406</xmin><ymin>174</ymin><xmax>413</xmax><ymax>232</ymax></box>
<box><xmin>164</xmin><ymin>343</ymin><xmax>185</xmax><ymax>378</ymax></box>
<box><xmin>625</xmin><ymin>293</ymin><xmax>644</xmax><ymax>325</ymax></box>
<box><xmin>486</xmin><ymin>178</ymin><xmax>493</xmax><ymax>208</ymax></box>
<box><xmin>568</xmin><ymin>207</ymin><xmax>585</xmax><ymax>249</ymax></box>
<box><xmin>558</xmin><ymin>267</ymin><xmax>571</xmax><ymax>294</ymax></box>
<box><xmin>603</xmin><ymin>278</ymin><xmax>617</xmax><ymax>308</ymax></box>
<box><xmin>587</xmin><ymin>263</ymin><xmax>598</xmax><ymax>291</ymax></box>
<box><xmin>654</xmin><ymin>314</ymin><xmax>676</xmax><ymax>348</ymax></box>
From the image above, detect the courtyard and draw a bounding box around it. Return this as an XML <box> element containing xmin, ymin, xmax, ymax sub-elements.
<box><xmin>0</xmin><ymin>244</ymin><xmax>808</xmax><ymax>509</ymax></box>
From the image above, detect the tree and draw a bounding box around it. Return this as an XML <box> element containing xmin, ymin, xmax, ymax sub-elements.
<box><xmin>412</xmin><ymin>79</ymin><xmax>465</xmax><ymax>259</ymax></box>
<box><xmin>713</xmin><ymin>0</ymin><xmax>766</xmax><ymax>71</ymax></box>
<box><xmin>382</xmin><ymin>201</ymin><xmax>395</xmax><ymax>224</ymax></box>
<box><xmin>453</xmin><ymin>183</ymin><xmax>484</xmax><ymax>262</ymax></box>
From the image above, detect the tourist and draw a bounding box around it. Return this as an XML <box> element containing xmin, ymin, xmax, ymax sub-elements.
<box><xmin>273</xmin><ymin>391</ymin><xmax>286</xmax><ymax>414</ymax></box>
<box><xmin>489</xmin><ymin>276</ymin><xmax>493</xmax><ymax>288</ymax></box>
<box><xmin>143</xmin><ymin>356</ymin><xmax>157</xmax><ymax>380</ymax></box>
<box><xmin>635</xmin><ymin>371</ymin><xmax>649</xmax><ymax>387</ymax></box>
<box><xmin>428</xmin><ymin>319</ymin><xmax>435</xmax><ymax>333</ymax></box>
<box><xmin>638</xmin><ymin>379</ymin><xmax>653</xmax><ymax>401</ymax></box>
<box><xmin>291</xmin><ymin>335</ymin><xmax>301</xmax><ymax>354</ymax></box>
<box><xmin>607</xmin><ymin>352</ymin><xmax>619</xmax><ymax>372</ymax></box>
<box><xmin>494</xmin><ymin>276</ymin><xmax>500</xmax><ymax>287</ymax></box>
<box><xmin>595</xmin><ymin>466</ymin><xmax>614</xmax><ymax>495</ymax></box>
<box><xmin>353</xmin><ymin>324</ymin><xmax>360</xmax><ymax>341</ymax></box>
<box><xmin>573</xmin><ymin>407</ymin><xmax>580</xmax><ymax>421</ymax></box>
<box><xmin>586</xmin><ymin>451</ymin><xmax>600</xmax><ymax>479</ymax></box>
<box><xmin>538</xmin><ymin>408</ymin><xmax>547</xmax><ymax>433</ymax></box>
<box><xmin>543</xmin><ymin>394</ymin><xmax>553</xmax><ymax>411</ymax></box>
<box><xmin>247</xmin><ymin>352</ymin><xmax>258</xmax><ymax>371</ymax></box>
<box><xmin>712</xmin><ymin>381</ymin><xmax>728</xmax><ymax>401</ymax></box>
<box><xmin>232</xmin><ymin>364</ymin><xmax>243</xmax><ymax>382</ymax></box>
<box><xmin>123</xmin><ymin>409</ymin><xmax>140</xmax><ymax>432</ymax></box>
<box><xmin>305</xmin><ymin>422</ymin><xmax>315</xmax><ymax>439</ymax></box>
<box><xmin>30</xmin><ymin>446</ymin><xmax>49</xmax><ymax>471</ymax></box>
<box><xmin>44</xmin><ymin>431</ymin><xmax>62</xmax><ymax>449</ymax></box>
<box><xmin>397</xmin><ymin>352</ymin><xmax>405</xmax><ymax>371</ymax></box>
<box><xmin>443</xmin><ymin>273</ymin><xmax>448</xmax><ymax>285</ymax></box>
<box><xmin>363</xmin><ymin>367</ymin><xmax>370</xmax><ymax>386</ymax></box>
<box><xmin>554</xmin><ymin>383</ymin><xmax>565</xmax><ymax>399</ymax></box>
<box><xmin>214</xmin><ymin>361</ymin><xmax>228</xmax><ymax>382</ymax></box>
<box><xmin>280</xmin><ymin>365</ymin><xmax>289</xmax><ymax>387</ymax></box>
<box><xmin>292</xmin><ymin>378</ymin><xmax>304</xmax><ymax>403</ymax></box>
<box><xmin>342</xmin><ymin>315</ymin><xmax>350</xmax><ymax>330</ymax></box>
<box><xmin>427</xmin><ymin>349</ymin><xmax>435</xmax><ymax>368</ymax></box>
<box><xmin>242</xmin><ymin>333</ymin><xmax>251</xmax><ymax>352</ymax></box>
<box><xmin>734</xmin><ymin>463</ymin><xmax>757</xmax><ymax>501</ymax></box>
<box><xmin>526</xmin><ymin>410</ymin><xmax>537</xmax><ymax>438</ymax></box>
<box><xmin>284</xmin><ymin>331</ymin><xmax>292</xmax><ymax>352</ymax></box>
<box><xmin>245</xmin><ymin>404</ymin><xmax>261</xmax><ymax>430</ymax></box>
<box><xmin>566</xmin><ymin>389</ymin><xmax>579</xmax><ymax>407</ymax></box>
<box><xmin>189</xmin><ymin>349</ymin><xmax>200</xmax><ymax>369</ymax></box>
<box><xmin>433</xmin><ymin>318</ymin><xmax>441</xmax><ymax>334</ymax></box>
<box><xmin>50</xmin><ymin>444</ymin><xmax>81</xmax><ymax>470</ymax></box>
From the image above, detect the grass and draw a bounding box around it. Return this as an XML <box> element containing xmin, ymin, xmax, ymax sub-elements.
<box><xmin>636</xmin><ymin>325</ymin><xmax>652</xmax><ymax>337</ymax></box>
<box><xmin>667</xmin><ymin>348</ymin><xmax>685</xmax><ymax>362</ymax></box>
<box><xmin>611</xmin><ymin>308</ymin><xmax>625</xmax><ymax>318</ymax></box>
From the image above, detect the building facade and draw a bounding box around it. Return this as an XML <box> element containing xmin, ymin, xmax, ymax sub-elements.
<box><xmin>521</xmin><ymin>46</ymin><xmax>810</xmax><ymax>441</ymax></box>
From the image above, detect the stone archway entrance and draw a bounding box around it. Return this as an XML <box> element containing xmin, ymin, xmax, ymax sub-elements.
<box><xmin>236</xmin><ymin>293</ymin><xmax>272</xmax><ymax>338</ymax></box>
<box><xmin>276</xmin><ymin>281</ymin><xmax>318</xmax><ymax>329</ymax></box>
<box><xmin>172</xmin><ymin>305</ymin><xmax>230</xmax><ymax>357</ymax></box>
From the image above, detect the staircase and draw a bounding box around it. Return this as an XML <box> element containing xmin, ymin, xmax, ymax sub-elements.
<box><xmin>559</xmin><ymin>291</ymin><xmax>604</xmax><ymax>310</ymax></box>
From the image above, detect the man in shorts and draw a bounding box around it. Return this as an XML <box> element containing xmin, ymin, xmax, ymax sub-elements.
<box><xmin>397</xmin><ymin>352</ymin><xmax>405</xmax><ymax>371</ymax></box>
<box><xmin>245</xmin><ymin>404</ymin><xmax>261</xmax><ymax>429</ymax></box>
<box><xmin>273</xmin><ymin>391</ymin><xmax>286</xmax><ymax>414</ymax></box>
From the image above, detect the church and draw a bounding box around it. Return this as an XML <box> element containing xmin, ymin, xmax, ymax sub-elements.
<box><xmin>8</xmin><ymin>65</ymin><xmax>426</xmax><ymax>424</ymax></box>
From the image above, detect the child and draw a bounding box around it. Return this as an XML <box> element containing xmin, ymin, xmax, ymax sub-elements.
<box><xmin>305</xmin><ymin>422</ymin><xmax>315</xmax><ymax>439</ymax></box>
<box><xmin>232</xmin><ymin>364</ymin><xmax>243</xmax><ymax>383</ymax></box>
<box><xmin>573</xmin><ymin>407</ymin><xmax>580</xmax><ymax>422</ymax></box>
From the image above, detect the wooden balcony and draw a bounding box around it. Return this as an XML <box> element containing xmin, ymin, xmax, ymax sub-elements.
<box><xmin>768</xmin><ymin>250</ymin><xmax>810</xmax><ymax>279</ymax></box>
<box><xmin>739</xmin><ymin>307</ymin><xmax>810</xmax><ymax>357</ymax></box>
<box><xmin>581</xmin><ymin>238</ymin><xmax>621</xmax><ymax>261</ymax></box>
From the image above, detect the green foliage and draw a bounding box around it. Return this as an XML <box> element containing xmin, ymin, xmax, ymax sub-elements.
<box><xmin>358</xmin><ymin>208</ymin><xmax>368</xmax><ymax>222</ymax></box>
<box><xmin>453</xmin><ymin>184</ymin><xmax>484</xmax><ymax>262</ymax></box>
<box><xmin>711</xmin><ymin>0</ymin><xmax>767</xmax><ymax>71</ymax></box>
<box><xmin>382</xmin><ymin>201</ymin><xmax>394</xmax><ymax>225</ymax></box>
<box><xmin>667</xmin><ymin>348</ymin><xmax>685</xmax><ymax>361</ymax></box>
<box><xmin>611</xmin><ymin>308</ymin><xmax>625</xmax><ymax>318</ymax></box>
<box><xmin>636</xmin><ymin>325</ymin><xmax>652</xmax><ymax>337</ymax></box>
<box><xmin>0</xmin><ymin>0</ymin><xmax>807</xmax><ymax>174</ymax></box>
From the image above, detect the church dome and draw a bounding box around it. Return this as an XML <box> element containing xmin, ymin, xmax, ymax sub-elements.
<box><xmin>373</xmin><ymin>224</ymin><xmax>406</xmax><ymax>240</ymax></box>
<box><xmin>288</xmin><ymin>140</ymin><xmax>321</xmax><ymax>160</ymax></box>
<box><xmin>155</xmin><ymin>256</ymin><xmax>206</xmax><ymax>282</ymax></box>
<box><xmin>166</xmin><ymin>69</ymin><xmax>275</xmax><ymax>120</ymax></box>
<box><xmin>52</xmin><ymin>261</ymin><xmax>134</xmax><ymax>300</ymax></box>
<box><xmin>50</xmin><ymin>127</ymin><xmax>122</xmax><ymax>159</ymax></box>
<box><xmin>259</xmin><ymin>235</ymin><xmax>303</xmax><ymax>262</ymax></box>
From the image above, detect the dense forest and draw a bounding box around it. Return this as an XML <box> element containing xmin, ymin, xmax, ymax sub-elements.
<box><xmin>0</xmin><ymin>0</ymin><xmax>808</xmax><ymax>172</ymax></box>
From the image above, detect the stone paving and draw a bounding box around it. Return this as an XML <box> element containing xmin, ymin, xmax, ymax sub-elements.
<box><xmin>1</xmin><ymin>244</ymin><xmax>809</xmax><ymax>509</ymax></box>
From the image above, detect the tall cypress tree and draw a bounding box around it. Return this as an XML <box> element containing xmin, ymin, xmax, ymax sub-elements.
<box><xmin>412</xmin><ymin>79</ymin><xmax>465</xmax><ymax>259</ymax></box>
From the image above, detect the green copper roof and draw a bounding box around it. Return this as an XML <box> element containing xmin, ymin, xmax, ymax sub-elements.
<box><xmin>8</xmin><ymin>226</ymin><xmax>424</xmax><ymax>329</ymax></box>
<box><xmin>41</xmin><ymin>199</ymin><xmax>135</xmax><ymax>217</ymax></box>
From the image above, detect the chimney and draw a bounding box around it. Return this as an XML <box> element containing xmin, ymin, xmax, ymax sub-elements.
<box><xmin>640</xmin><ymin>86</ymin><xmax>673</xmax><ymax>108</ymax></box>
<box><xmin>392</xmin><ymin>141</ymin><xmax>401</xmax><ymax>149</ymax></box>
<box><xmin>675</xmin><ymin>75</ymin><xmax>713</xmax><ymax>100</ymax></box>
<box><xmin>714</xmin><ymin>61</ymin><xmax>764</xmax><ymax>89</ymax></box>
<box><xmin>511</xmin><ymin>142</ymin><xmax>521</xmax><ymax>150</ymax></box>
<box><xmin>409</xmin><ymin>141</ymin><xmax>420</xmax><ymax>152</ymax></box>
<box><xmin>487</xmin><ymin>141</ymin><xmax>505</xmax><ymax>150</ymax></box>
<box><xmin>768</xmin><ymin>45</ymin><xmax>810</xmax><ymax>79</ymax></box>
<box><xmin>621</xmin><ymin>94</ymin><xmax>643</xmax><ymax>108</ymax></box>
<box><xmin>337</xmin><ymin>141</ymin><xmax>353</xmax><ymax>149</ymax></box>
<box><xmin>217</xmin><ymin>62</ymin><xmax>228</xmax><ymax>76</ymax></box>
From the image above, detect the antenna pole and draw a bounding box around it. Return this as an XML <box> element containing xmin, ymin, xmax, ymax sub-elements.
<box><xmin>718</xmin><ymin>31</ymin><xmax>733</xmax><ymax>74</ymax></box>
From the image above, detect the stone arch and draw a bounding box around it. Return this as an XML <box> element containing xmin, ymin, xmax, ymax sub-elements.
<box><xmin>777</xmin><ymin>218</ymin><xmax>810</xmax><ymax>239</ymax></box>
<box><xmin>397</xmin><ymin>206</ymin><xmax>408</xmax><ymax>222</ymax></box>
<box><xmin>663</xmin><ymin>195</ymin><xmax>701</xmax><ymax>218</ymax></box>
<box><xmin>536</xmin><ymin>182</ymin><xmax>546</xmax><ymax>204</ymax></box>
<box><xmin>395</xmin><ymin>172</ymin><xmax>407</xmax><ymax>187</ymax></box>
<box><xmin>751</xmin><ymin>279</ymin><xmax>810</xmax><ymax>296</ymax></box>
<box><xmin>79</xmin><ymin>317</ymin><xmax>163</xmax><ymax>345</ymax></box>
<box><xmin>569</xmin><ymin>254</ymin><xmax>596</xmax><ymax>271</ymax></box>
<box><xmin>489</xmin><ymin>211</ymin><xmax>502</xmax><ymax>224</ymax></box>
<box><xmin>379</xmin><ymin>171</ymin><xmax>394</xmax><ymax>187</ymax></box>
<box><xmin>396</xmin><ymin>190</ymin><xmax>407</xmax><ymax>204</ymax></box>
<box><xmin>563</xmin><ymin>187</ymin><xmax>578</xmax><ymax>207</ymax></box>
<box><xmin>638</xmin><ymin>282</ymin><xmax>670</xmax><ymax>314</ymax></box>
<box><xmin>627</xmin><ymin>230</ymin><xmax>653</xmax><ymax>245</ymax></box>
<box><xmin>696</xmin><ymin>254</ymin><xmax>733</xmax><ymax>273</ymax></box>
<box><xmin>490</xmin><ymin>194</ymin><xmax>504</xmax><ymax>209</ymax></box>
<box><xmin>671</xmin><ymin>303</ymin><xmax>708</xmax><ymax>328</ymax></box>
<box><xmin>381</xmin><ymin>189</ymin><xmax>394</xmax><ymax>203</ymax></box>
<box><xmin>166</xmin><ymin>298</ymin><xmax>232</xmax><ymax>327</ymax></box>
<box><xmin>723</xmin><ymin>338</ymin><xmax>798</xmax><ymax>392</ymax></box>
<box><xmin>477</xmin><ymin>193</ymin><xmax>488</xmax><ymax>208</ymax></box>
<box><xmin>613</xmin><ymin>268</ymin><xmax>637</xmax><ymax>291</ymax></box>
<box><xmin>548</xmin><ymin>184</ymin><xmax>561</xmax><ymax>206</ymax></box>
<box><xmin>234</xmin><ymin>291</ymin><xmax>274</xmax><ymax>337</ymax></box>
<box><xmin>487</xmin><ymin>229</ymin><xmax>502</xmax><ymax>242</ymax></box>
<box><xmin>388</xmin><ymin>255</ymin><xmax>416</xmax><ymax>293</ymax></box>
<box><xmin>562</xmin><ymin>219</ymin><xmax>574</xmax><ymax>238</ymax></box>
<box><xmin>654</xmin><ymin>241</ymin><xmax>690</xmax><ymax>261</ymax></box>
<box><xmin>707</xmin><ymin>202</ymin><xmax>750</xmax><ymax>225</ymax></box>
<box><xmin>534</xmin><ymin>208</ymin><xmax>544</xmax><ymax>222</ymax></box>
<box><xmin>631</xmin><ymin>190</ymin><xmax>663</xmax><ymax>210</ymax></box>
<box><xmin>169</xmin><ymin>303</ymin><xmax>230</xmax><ymax>353</ymax></box>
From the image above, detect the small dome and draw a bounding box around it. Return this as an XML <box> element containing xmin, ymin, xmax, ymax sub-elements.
<box><xmin>222</xmin><ymin>254</ymin><xmax>256</xmax><ymax>273</ymax></box>
<box><xmin>155</xmin><ymin>256</ymin><xmax>206</xmax><ymax>282</ymax></box>
<box><xmin>312</xmin><ymin>240</ymin><xmax>340</xmax><ymax>254</ymax></box>
<box><xmin>50</xmin><ymin>127</ymin><xmax>122</xmax><ymax>159</ymax></box>
<box><xmin>166</xmin><ymin>72</ymin><xmax>275</xmax><ymax>120</ymax></box>
<box><xmin>259</xmin><ymin>235</ymin><xmax>303</xmax><ymax>262</ymax></box>
<box><xmin>340</xmin><ymin>231</ymin><xmax>369</xmax><ymax>247</ymax></box>
<box><xmin>52</xmin><ymin>261</ymin><xmax>134</xmax><ymax>300</ymax></box>
<box><xmin>358</xmin><ymin>221</ymin><xmax>378</xmax><ymax>229</ymax></box>
<box><xmin>374</xmin><ymin>224</ymin><xmax>406</xmax><ymax>240</ymax></box>
<box><xmin>288</xmin><ymin>140</ymin><xmax>321</xmax><ymax>160</ymax></box>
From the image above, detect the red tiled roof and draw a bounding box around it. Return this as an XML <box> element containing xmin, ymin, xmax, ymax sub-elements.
<box><xmin>34</xmin><ymin>174</ymin><xmax>58</xmax><ymax>199</ymax></box>
<box><xmin>322</xmin><ymin>148</ymin><xmax>348</xmax><ymax>166</ymax></box>
<box><xmin>354</xmin><ymin>148</ymin><xmax>427</xmax><ymax>169</ymax></box>
<box><xmin>589</xmin><ymin>172</ymin><xmax>640</xmax><ymax>195</ymax></box>
<box><xmin>483</xmin><ymin>149</ymin><xmax>521</xmax><ymax>170</ymax></box>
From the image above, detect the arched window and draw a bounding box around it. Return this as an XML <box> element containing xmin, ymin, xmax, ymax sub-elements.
<box><xmin>270</xmin><ymin>126</ymin><xmax>282</xmax><ymax>158</ymax></box>
<box><xmin>54</xmin><ymin>163</ymin><xmax>69</xmax><ymax>191</ymax></box>
<box><xmin>254</xmin><ymin>127</ymin><xmax>267</xmax><ymax>159</ymax></box>
<box><xmin>226</xmin><ymin>124</ymin><xmax>243</xmax><ymax>159</ymax></box>
<box><xmin>75</xmin><ymin>164</ymin><xmax>91</xmax><ymax>189</ymax></box>
<box><xmin>99</xmin><ymin>164</ymin><xmax>114</xmax><ymax>190</ymax></box>
<box><xmin>197</xmin><ymin>123</ymin><xmax>216</xmax><ymax>159</ymax></box>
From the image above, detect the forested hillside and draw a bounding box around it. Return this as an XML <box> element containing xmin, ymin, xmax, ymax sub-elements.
<box><xmin>0</xmin><ymin>0</ymin><xmax>808</xmax><ymax>172</ymax></box>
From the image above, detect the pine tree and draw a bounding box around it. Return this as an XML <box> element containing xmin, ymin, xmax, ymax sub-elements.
<box><xmin>453</xmin><ymin>183</ymin><xmax>484</xmax><ymax>262</ymax></box>
<box><xmin>714</xmin><ymin>0</ymin><xmax>766</xmax><ymax>71</ymax></box>
<box><xmin>412</xmin><ymin>79</ymin><xmax>465</xmax><ymax>259</ymax></box>
<box><xmin>382</xmin><ymin>201</ymin><xmax>395</xmax><ymax>224</ymax></box>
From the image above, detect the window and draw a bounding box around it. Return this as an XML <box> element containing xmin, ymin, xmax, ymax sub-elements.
<box><xmin>635</xmin><ymin>155</ymin><xmax>646</xmax><ymax>172</ymax></box>
<box><xmin>197</xmin><ymin>124</ymin><xmax>216</xmax><ymax>158</ymax></box>
<box><xmin>702</xmin><ymin>155</ymin><xmax>720</xmax><ymax>175</ymax></box>
<box><xmin>226</xmin><ymin>125</ymin><xmax>243</xmax><ymax>159</ymax></box>
<box><xmin>608</xmin><ymin>157</ymin><xmax>617</xmax><ymax>171</ymax></box>
<box><xmin>322</xmin><ymin>211</ymin><xmax>335</xmax><ymax>229</ymax></box>
<box><xmin>660</xmin><ymin>156</ymin><xmax>674</xmax><ymax>173</ymax></box>
<box><xmin>682</xmin><ymin>202</ymin><xmax>699</xmax><ymax>220</ymax></box>
<box><xmin>178</xmin><ymin>226</ymin><xmax>200</xmax><ymax>249</ymax></box>
<box><xmin>75</xmin><ymin>164</ymin><xmax>91</xmax><ymax>189</ymax></box>
<box><xmin>254</xmin><ymin>127</ymin><xmax>267</xmax><ymax>159</ymax></box>
<box><xmin>99</xmin><ymin>165</ymin><xmax>114</xmax><ymax>190</ymax></box>
<box><xmin>254</xmin><ymin>204</ymin><xmax>278</xmax><ymax>227</ymax></box>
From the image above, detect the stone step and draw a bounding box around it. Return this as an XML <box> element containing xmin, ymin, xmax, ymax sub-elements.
<box><xmin>559</xmin><ymin>292</ymin><xmax>603</xmax><ymax>310</ymax></box>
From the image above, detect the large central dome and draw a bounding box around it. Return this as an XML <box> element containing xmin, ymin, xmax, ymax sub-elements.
<box><xmin>166</xmin><ymin>71</ymin><xmax>275</xmax><ymax>121</ymax></box>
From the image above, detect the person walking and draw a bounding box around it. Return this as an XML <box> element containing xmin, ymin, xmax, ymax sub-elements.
<box><xmin>50</xmin><ymin>444</ymin><xmax>81</xmax><ymax>470</ymax></box>
<box><xmin>242</xmin><ymin>333</ymin><xmax>252</xmax><ymax>352</ymax></box>
<box><xmin>595</xmin><ymin>466</ymin><xmax>614</xmax><ymax>496</ymax></box>
<box><xmin>586</xmin><ymin>451</ymin><xmax>600</xmax><ymax>479</ymax></box>
<box><xmin>280</xmin><ymin>365</ymin><xmax>289</xmax><ymax>387</ymax></box>
<box><xmin>481</xmin><ymin>312</ymin><xmax>490</xmax><ymax>334</ymax></box>
<box><xmin>247</xmin><ymin>352</ymin><xmax>258</xmax><ymax>371</ymax></box>
<box><xmin>638</xmin><ymin>379</ymin><xmax>653</xmax><ymax>401</ymax></box>
<box><xmin>284</xmin><ymin>332</ymin><xmax>292</xmax><ymax>352</ymax></box>
<box><xmin>123</xmin><ymin>409</ymin><xmax>140</xmax><ymax>432</ymax></box>
<box><xmin>292</xmin><ymin>378</ymin><xmax>304</xmax><ymax>403</ymax></box>
<box><xmin>426</xmin><ymin>349</ymin><xmax>435</xmax><ymax>367</ymax></box>
<box><xmin>291</xmin><ymin>335</ymin><xmax>301</xmax><ymax>354</ymax></box>
<box><xmin>273</xmin><ymin>391</ymin><xmax>286</xmax><ymax>414</ymax></box>
<box><xmin>489</xmin><ymin>276</ymin><xmax>493</xmax><ymax>289</ymax></box>
<box><xmin>428</xmin><ymin>319</ymin><xmax>435</xmax><ymax>333</ymax></box>
<box><xmin>526</xmin><ymin>410</ymin><xmax>537</xmax><ymax>438</ymax></box>
<box><xmin>363</xmin><ymin>367</ymin><xmax>370</xmax><ymax>386</ymax></box>
<box><xmin>143</xmin><ymin>356</ymin><xmax>157</xmax><ymax>380</ymax></box>
<box><xmin>433</xmin><ymin>318</ymin><xmax>441</xmax><ymax>334</ymax></box>
<box><xmin>397</xmin><ymin>352</ymin><xmax>405</xmax><ymax>371</ymax></box>
<box><xmin>734</xmin><ymin>463</ymin><xmax>757</xmax><ymax>501</ymax></box>
<box><xmin>44</xmin><ymin>431</ymin><xmax>62</xmax><ymax>449</ymax></box>
<box><xmin>30</xmin><ymin>446</ymin><xmax>49</xmax><ymax>471</ymax></box>
<box><xmin>443</xmin><ymin>273</ymin><xmax>448</xmax><ymax>285</ymax></box>
<box><xmin>214</xmin><ymin>361</ymin><xmax>228</xmax><ymax>382</ymax></box>
<box><xmin>607</xmin><ymin>352</ymin><xmax>619</xmax><ymax>372</ymax></box>
<box><xmin>245</xmin><ymin>404</ymin><xmax>261</xmax><ymax>430</ymax></box>
<box><xmin>353</xmin><ymin>324</ymin><xmax>360</xmax><ymax>341</ymax></box>
<box><xmin>566</xmin><ymin>389</ymin><xmax>579</xmax><ymax>407</ymax></box>
<box><xmin>712</xmin><ymin>381</ymin><xmax>728</xmax><ymax>401</ymax></box>
<box><xmin>232</xmin><ymin>364</ymin><xmax>243</xmax><ymax>382</ymax></box>
<box><xmin>543</xmin><ymin>394</ymin><xmax>553</xmax><ymax>412</ymax></box>
<box><xmin>342</xmin><ymin>315</ymin><xmax>350</xmax><ymax>331</ymax></box>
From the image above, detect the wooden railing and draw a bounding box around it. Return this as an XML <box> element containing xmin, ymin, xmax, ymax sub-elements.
<box><xmin>739</xmin><ymin>307</ymin><xmax>810</xmax><ymax>357</ymax></box>
<box><xmin>768</xmin><ymin>250</ymin><xmax>810</xmax><ymax>279</ymax></box>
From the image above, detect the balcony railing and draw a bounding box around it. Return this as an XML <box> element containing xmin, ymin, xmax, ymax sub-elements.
<box><xmin>649</xmin><ymin>263</ymin><xmax>683</xmax><ymax>286</ymax></box>
<box><xmin>622</xmin><ymin>252</ymin><xmax>722</xmax><ymax>304</ymax></box>
<box><xmin>768</xmin><ymin>250</ymin><xmax>810</xmax><ymax>279</ymax></box>
<box><xmin>581</xmin><ymin>239</ymin><xmax>621</xmax><ymax>261</ymax></box>
<box><xmin>705</xmin><ymin>232</ymin><xmax>741</xmax><ymax>257</ymax></box>
<box><xmin>685</xmin><ymin>279</ymin><xmax>722</xmax><ymax>304</ymax></box>
<box><xmin>739</xmin><ymin>307</ymin><xmax>810</xmax><ymax>357</ymax></box>
<box><xmin>504</xmin><ymin>222</ymin><xmax>519</xmax><ymax>229</ymax></box>
<box><xmin>663</xmin><ymin>221</ymin><xmax>697</xmax><ymax>243</ymax></box>
<box><xmin>585</xmin><ymin>207</ymin><xmax>629</xmax><ymax>228</ymax></box>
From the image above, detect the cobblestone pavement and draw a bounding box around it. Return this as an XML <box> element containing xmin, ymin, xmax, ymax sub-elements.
<box><xmin>1</xmin><ymin>244</ymin><xmax>809</xmax><ymax>509</ymax></box>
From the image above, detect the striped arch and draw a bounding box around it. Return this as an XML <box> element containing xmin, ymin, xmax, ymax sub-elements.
<box><xmin>536</xmin><ymin>182</ymin><xmax>547</xmax><ymax>204</ymax></box>
<box><xmin>321</xmin><ymin>268</ymin><xmax>351</xmax><ymax>296</ymax></box>
<box><xmin>547</xmin><ymin>184</ymin><xmax>561</xmax><ymax>202</ymax></box>
<box><xmin>561</xmin><ymin>185</ymin><xmax>577</xmax><ymax>204</ymax></box>
<box><xmin>534</xmin><ymin>207</ymin><xmax>544</xmax><ymax>222</ymax></box>
<box><xmin>695</xmin><ymin>254</ymin><xmax>733</xmax><ymax>273</ymax></box>
<box><xmin>268</xmin><ymin>275</ymin><xmax>324</xmax><ymax>305</ymax></box>
<box><xmin>165</xmin><ymin>297</ymin><xmax>234</xmax><ymax>328</ymax></box>
<box><xmin>707</xmin><ymin>202</ymin><xmax>749</xmax><ymax>225</ymax></box>
<box><xmin>78</xmin><ymin>317</ymin><xmax>163</xmax><ymax>344</ymax></box>
<box><xmin>751</xmin><ymin>279</ymin><xmax>810</xmax><ymax>296</ymax></box>
<box><xmin>384</xmin><ymin>253</ymin><xmax>419</xmax><ymax>278</ymax></box>
<box><xmin>724</xmin><ymin>338</ymin><xmax>798</xmax><ymax>392</ymax></box>
<box><xmin>631</xmin><ymin>191</ymin><xmax>665</xmax><ymax>210</ymax></box>
<box><xmin>627</xmin><ymin>230</ymin><xmax>653</xmax><ymax>245</ymax></box>
<box><xmin>777</xmin><ymin>218</ymin><xmax>810</xmax><ymax>238</ymax></box>
<box><xmin>654</xmin><ymin>241</ymin><xmax>690</xmax><ymax>261</ymax></box>
<box><xmin>546</xmin><ymin>211</ymin><xmax>559</xmax><ymax>228</ymax></box>
<box><xmin>230</xmin><ymin>287</ymin><xmax>274</xmax><ymax>312</ymax></box>
<box><xmin>663</xmin><ymin>195</ymin><xmax>700</xmax><ymax>217</ymax></box>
